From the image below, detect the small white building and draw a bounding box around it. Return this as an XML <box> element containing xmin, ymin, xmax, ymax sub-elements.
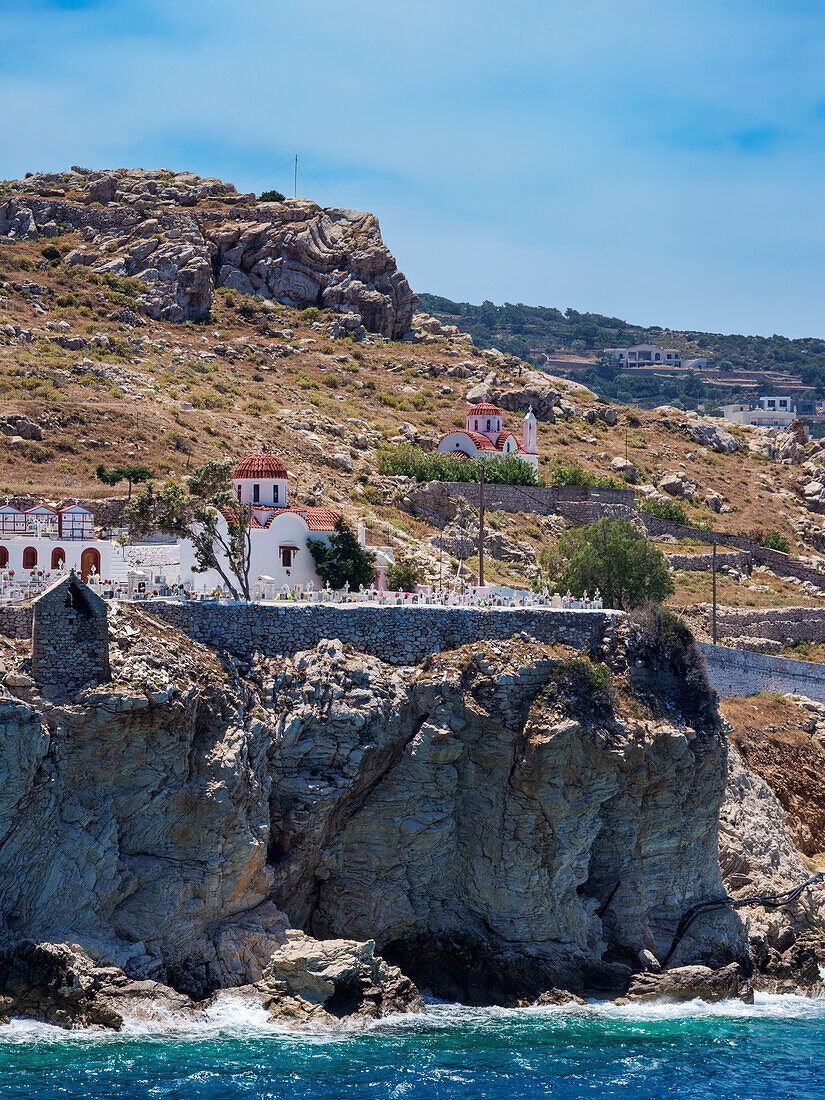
<box><xmin>722</xmin><ymin>396</ymin><xmax>801</xmax><ymax>429</ymax></box>
<box><xmin>605</xmin><ymin>344</ymin><xmax>685</xmax><ymax>366</ymax></box>
<box><xmin>179</xmin><ymin>453</ymin><xmax>394</xmax><ymax>595</ymax></box>
<box><xmin>437</xmin><ymin>403</ymin><xmax>539</xmax><ymax>474</ymax></box>
<box><xmin>0</xmin><ymin>504</ymin><xmax>112</xmax><ymax>580</ymax></box>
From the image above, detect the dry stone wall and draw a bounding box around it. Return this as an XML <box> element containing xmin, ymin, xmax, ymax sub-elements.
<box><xmin>142</xmin><ymin>602</ymin><xmax>620</xmax><ymax>664</ymax></box>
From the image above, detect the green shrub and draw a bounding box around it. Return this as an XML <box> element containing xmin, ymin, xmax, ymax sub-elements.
<box><xmin>360</xmin><ymin>485</ymin><xmax>384</xmax><ymax>506</ymax></box>
<box><xmin>639</xmin><ymin>497</ymin><xmax>690</xmax><ymax>525</ymax></box>
<box><xmin>548</xmin><ymin>459</ymin><xmax>618</xmax><ymax>489</ymax></box>
<box><xmin>259</xmin><ymin>189</ymin><xmax>285</xmax><ymax>202</ymax></box>
<box><xmin>18</xmin><ymin>442</ymin><xmax>54</xmax><ymax>463</ymax></box>
<box><xmin>40</xmin><ymin>245</ymin><xmax>61</xmax><ymax>262</ymax></box>
<box><xmin>386</xmin><ymin>560</ymin><xmax>420</xmax><ymax>592</ymax></box>
<box><xmin>377</xmin><ymin>444</ymin><xmax>539</xmax><ymax>486</ymax></box>
<box><xmin>748</xmin><ymin>528</ymin><xmax>791</xmax><ymax>554</ymax></box>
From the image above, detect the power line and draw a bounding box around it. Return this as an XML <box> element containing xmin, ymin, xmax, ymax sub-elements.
<box><xmin>249</xmin><ymin>158</ymin><xmax>294</xmax><ymax>188</ymax></box>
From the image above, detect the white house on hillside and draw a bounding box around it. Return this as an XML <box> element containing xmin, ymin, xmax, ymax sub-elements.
<box><xmin>179</xmin><ymin>453</ymin><xmax>394</xmax><ymax>595</ymax></box>
<box><xmin>722</xmin><ymin>396</ymin><xmax>806</xmax><ymax>429</ymax></box>
<box><xmin>604</xmin><ymin>344</ymin><xmax>709</xmax><ymax>370</ymax></box>
<box><xmin>437</xmin><ymin>403</ymin><xmax>539</xmax><ymax>474</ymax></box>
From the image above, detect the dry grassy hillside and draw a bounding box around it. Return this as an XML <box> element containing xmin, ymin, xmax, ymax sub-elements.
<box><xmin>3</xmin><ymin>230</ymin><xmax>825</xmax><ymax>598</ymax></box>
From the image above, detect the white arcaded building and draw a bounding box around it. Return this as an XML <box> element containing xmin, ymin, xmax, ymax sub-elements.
<box><xmin>179</xmin><ymin>453</ymin><xmax>394</xmax><ymax>595</ymax></box>
<box><xmin>437</xmin><ymin>403</ymin><xmax>539</xmax><ymax>474</ymax></box>
<box><xmin>0</xmin><ymin>504</ymin><xmax>112</xmax><ymax>580</ymax></box>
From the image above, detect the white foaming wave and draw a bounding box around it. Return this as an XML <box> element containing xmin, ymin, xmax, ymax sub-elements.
<box><xmin>0</xmin><ymin>990</ymin><xmax>821</xmax><ymax>1045</ymax></box>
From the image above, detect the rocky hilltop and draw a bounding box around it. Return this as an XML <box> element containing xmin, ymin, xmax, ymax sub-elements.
<box><xmin>0</xmin><ymin>603</ymin><xmax>820</xmax><ymax>1027</ymax></box>
<box><xmin>0</xmin><ymin>168</ymin><xmax>417</xmax><ymax>335</ymax></box>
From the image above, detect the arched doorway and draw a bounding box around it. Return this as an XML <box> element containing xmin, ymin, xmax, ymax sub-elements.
<box><xmin>22</xmin><ymin>547</ymin><xmax>37</xmax><ymax>570</ymax></box>
<box><xmin>80</xmin><ymin>547</ymin><xmax>101</xmax><ymax>582</ymax></box>
<box><xmin>0</xmin><ymin>547</ymin><xmax>7</xmax><ymax>568</ymax></box>
<box><xmin>51</xmin><ymin>547</ymin><xmax>66</xmax><ymax>570</ymax></box>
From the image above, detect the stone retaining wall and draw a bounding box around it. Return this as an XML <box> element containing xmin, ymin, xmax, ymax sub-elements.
<box><xmin>700</xmin><ymin>641</ymin><xmax>825</xmax><ymax>705</ymax></box>
<box><xmin>141</xmin><ymin>602</ymin><xmax>620</xmax><ymax>665</ymax></box>
<box><xmin>640</xmin><ymin>515</ymin><xmax>825</xmax><ymax>588</ymax></box>
<box><xmin>692</xmin><ymin>605</ymin><xmax>825</xmax><ymax>645</ymax></box>
<box><xmin>666</xmin><ymin>550</ymin><xmax>752</xmax><ymax>573</ymax></box>
<box><xmin>0</xmin><ymin>606</ymin><xmax>32</xmax><ymax>640</ymax></box>
<box><xmin>432</xmin><ymin>483</ymin><xmax>637</xmax><ymax>524</ymax></box>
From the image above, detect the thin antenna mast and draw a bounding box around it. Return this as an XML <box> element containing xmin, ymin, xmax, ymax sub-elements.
<box><xmin>294</xmin><ymin>155</ymin><xmax>298</xmax><ymax>197</ymax></box>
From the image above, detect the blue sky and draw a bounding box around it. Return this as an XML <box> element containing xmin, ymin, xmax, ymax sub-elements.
<box><xmin>3</xmin><ymin>0</ymin><xmax>825</xmax><ymax>336</ymax></box>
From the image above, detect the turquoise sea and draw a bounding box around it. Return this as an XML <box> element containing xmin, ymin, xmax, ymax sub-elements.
<box><xmin>0</xmin><ymin>993</ymin><xmax>823</xmax><ymax>1100</ymax></box>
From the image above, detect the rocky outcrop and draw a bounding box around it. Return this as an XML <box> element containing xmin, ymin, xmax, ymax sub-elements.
<box><xmin>625</xmin><ymin>962</ymin><xmax>752</xmax><ymax>1004</ymax></box>
<box><xmin>263</xmin><ymin>627</ymin><xmax>743</xmax><ymax>1001</ymax></box>
<box><xmin>256</xmin><ymin>930</ymin><xmax>423</xmax><ymax>1024</ymax></box>
<box><xmin>719</xmin><ymin>744</ymin><xmax>825</xmax><ymax>992</ymax></box>
<box><xmin>0</xmin><ymin>941</ymin><xmax>190</xmax><ymax>1030</ymax></box>
<box><xmin>0</xmin><ymin>168</ymin><xmax>416</xmax><ymax>336</ymax></box>
<box><xmin>2</xmin><ymin>601</ymin><xmax>820</xmax><ymax>1022</ymax></box>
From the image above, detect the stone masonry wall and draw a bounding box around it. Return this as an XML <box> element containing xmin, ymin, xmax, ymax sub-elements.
<box><xmin>436</xmin><ymin>483</ymin><xmax>636</xmax><ymax>520</ymax></box>
<box><xmin>141</xmin><ymin>602</ymin><xmax>620</xmax><ymax>665</ymax></box>
<box><xmin>0</xmin><ymin>606</ymin><xmax>32</xmax><ymax>639</ymax></box>
<box><xmin>700</xmin><ymin>641</ymin><xmax>825</xmax><ymax>705</ymax></box>
<box><xmin>692</xmin><ymin>605</ymin><xmax>825</xmax><ymax>646</ymax></box>
<box><xmin>666</xmin><ymin>550</ymin><xmax>752</xmax><ymax>573</ymax></box>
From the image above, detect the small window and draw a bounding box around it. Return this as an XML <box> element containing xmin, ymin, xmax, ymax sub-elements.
<box><xmin>253</xmin><ymin>483</ymin><xmax>260</xmax><ymax>503</ymax></box>
<box><xmin>236</xmin><ymin>486</ymin><xmax>242</xmax><ymax>501</ymax></box>
<box><xmin>486</xmin><ymin>419</ymin><xmax>491</xmax><ymax>431</ymax></box>
<box><xmin>23</xmin><ymin>547</ymin><xmax>37</xmax><ymax>569</ymax></box>
<box><xmin>273</xmin><ymin>484</ymin><xmax>279</xmax><ymax>504</ymax></box>
<box><xmin>280</xmin><ymin>546</ymin><xmax>295</xmax><ymax>567</ymax></box>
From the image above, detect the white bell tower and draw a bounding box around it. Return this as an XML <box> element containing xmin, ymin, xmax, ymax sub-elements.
<box><xmin>523</xmin><ymin>406</ymin><xmax>537</xmax><ymax>454</ymax></box>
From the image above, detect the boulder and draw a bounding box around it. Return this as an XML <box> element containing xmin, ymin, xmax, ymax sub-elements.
<box><xmin>625</xmin><ymin>963</ymin><xmax>751</xmax><ymax>1004</ymax></box>
<box><xmin>610</xmin><ymin>456</ymin><xmax>637</xmax><ymax>483</ymax></box>
<box><xmin>256</xmin><ymin>930</ymin><xmax>423</xmax><ymax>1024</ymax></box>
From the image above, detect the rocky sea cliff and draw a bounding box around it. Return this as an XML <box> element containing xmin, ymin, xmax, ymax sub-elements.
<box><xmin>0</xmin><ymin>604</ymin><xmax>821</xmax><ymax>1029</ymax></box>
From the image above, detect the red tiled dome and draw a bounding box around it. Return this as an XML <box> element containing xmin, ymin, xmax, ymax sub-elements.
<box><xmin>467</xmin><ymin>403</ymin><xmax>502</xmax><ymax>417</ymax></box>
<box><xmin>233</xmin><ymin>453</ymin><xmax>288</xmax><ymax>479</ymax></box>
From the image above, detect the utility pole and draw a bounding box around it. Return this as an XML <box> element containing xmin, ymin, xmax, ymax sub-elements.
<box><xmin>712</xmin><ymin>539</ymin><xmax>717</xmax><ymax>645</ymax></box>
<box><xmin>439</xmin><ymin>515</ymin><xmax>443</xmax><ymax>593</ymax></box>
<box><xmin>294</xmin><ymin>155</ymin><xmax>298</xmax><ymax>198</ymax></box>
<box><xmin>478</xmin><ymin>464</ymin><xmax>486</xmax><ymax>588</ymax></box>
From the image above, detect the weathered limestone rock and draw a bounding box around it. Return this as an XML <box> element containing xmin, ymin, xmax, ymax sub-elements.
<box><xmin>0</xmin><ymin>941</ymin><xmax>189</xmax><ymax>1030</ymax></box>
<box><xmin>256</xmin><ymin>929</ymin><xmax>423</xmax><ymax>1024</ymax></box>
<box><xmin>720</xmin><ymin>745</ymin><xmax>825</xmax><ymax>992</ymax></box>
<box><xmin>625</xmin><ymin>963</ymin><xmax>752</xmax><ymax>1004</ymax></box>
<box><xmin>0</xmin><ymin>169</ymin><xmax>416</xmax><ymax>336</ymax></box>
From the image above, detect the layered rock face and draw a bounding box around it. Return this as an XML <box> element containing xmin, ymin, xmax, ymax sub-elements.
<box><xmin>263</xmin><ymin>630</ymin><xmax>742</xmax><ymax>1001</ymax></box>
<box><xmin>0</xmin><ymin>168</ymin><xmax>417</xmax><ymax>336</ymax></box>
<box><xmin>0</xmin><ymin>604</ymin><xmax>786</xmax><ymax>1023</ymax></box>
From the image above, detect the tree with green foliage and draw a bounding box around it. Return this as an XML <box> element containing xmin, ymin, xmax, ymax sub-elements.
<box><xmin>539</xmin><ymin>517</ymin><xmax>674</xmax><ymax>610</ymax></box>
<box><xmin>308</xmin><ymin>518</ymin><xmax>376</xmax><ymax>592</ymax></box>
<box><xmin>95</xmin><ymin>463</ymin><xmax>154</xmax><ymax>500</ymax></box>
<box><xmin>259</xmin><ymin>189</ymin><xmax>285</xmax><ymax>202</ymax></box>
<box><xmin>386</xmin><ymin>560</ymin><xmax>420</xmax><ymax>592</ymax></box>
<box><xmin>123</xmin><ymin>459</ymin><xmax>253</xmax><ymax>599</ymax></box>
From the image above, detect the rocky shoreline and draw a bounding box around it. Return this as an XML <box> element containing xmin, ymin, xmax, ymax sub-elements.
<box><xmin>0</xmin><ymin>602</ymin><xmax>823</xmax><ymax>1030</ymax></box>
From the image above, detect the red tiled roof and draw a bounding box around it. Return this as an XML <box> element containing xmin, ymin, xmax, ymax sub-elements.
<box><xmin>233</xmin><ymin>453</ymin><xmax>288</xmax><ymax>479</ymax></box>
<box><xmin>467</xmin><ymin>403</ymin><xmax>502</xmax><ymax>417</ymax></box>
<box><xmin>438</xmin><ymin>429</ymin><xmax>497</xmax><ymax>452</ymax></box>
<box><xmin>493</xmin><ymin>431</ymin><xmax>527</xmax><ymax>453</ymax></box>
<box><xmin>259</xmin><ymin>506</ymin><xmax>339</xmax><ymax>532</ymax></box>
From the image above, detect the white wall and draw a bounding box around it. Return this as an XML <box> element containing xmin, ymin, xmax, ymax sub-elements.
<box><xmin>179</xmin><ymin>511</ymin><xmax>330</xmax><ymax>593</ymax></box>
<box><xmin>0</xmin><ymin>537</ymin><xmax>112</xmax><ymax>579</ymax></box>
